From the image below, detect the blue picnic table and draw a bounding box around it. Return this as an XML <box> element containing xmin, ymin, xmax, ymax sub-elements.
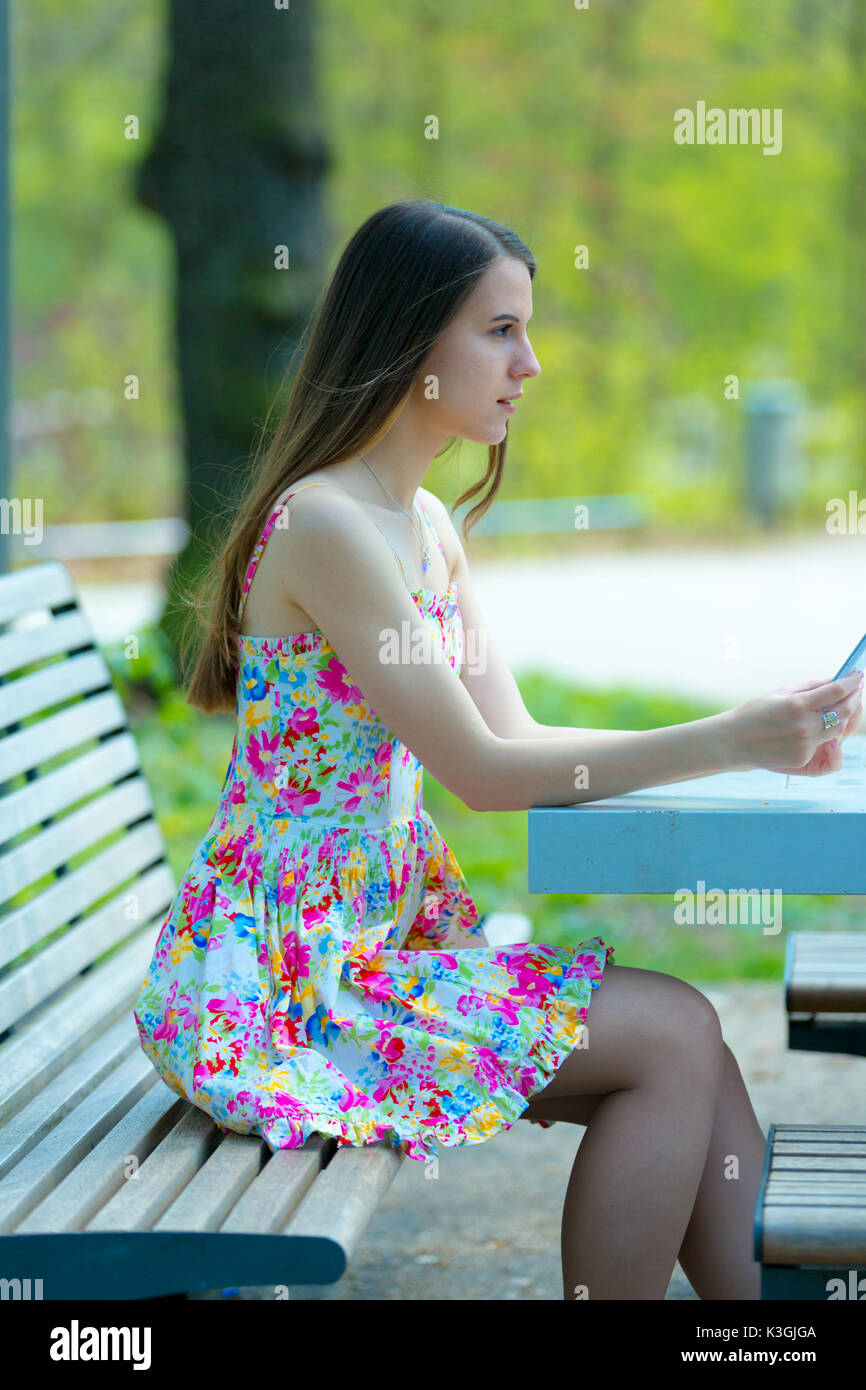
<box><xmin>528</xmin><ymin>733</ymin><xmax>866</xmax><ymax>897</ymax></box>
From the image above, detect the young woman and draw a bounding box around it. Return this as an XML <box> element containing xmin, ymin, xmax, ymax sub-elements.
<box><xmin>134</xmin><ymin>198</ymin><xmax>863</xmax><ymax>1301</ymax></box>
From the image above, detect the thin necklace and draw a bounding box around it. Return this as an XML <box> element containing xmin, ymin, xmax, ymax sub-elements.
<box><xmin>359</xmin><ymin>453</ymin><xmax>431</xmax><ymax>571</ymax></box>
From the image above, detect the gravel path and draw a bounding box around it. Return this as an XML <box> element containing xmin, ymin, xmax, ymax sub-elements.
<box><xmin>187</xmin><ymin>980</ymin><xmax>865</xmax><ymax>1302</ymax></box>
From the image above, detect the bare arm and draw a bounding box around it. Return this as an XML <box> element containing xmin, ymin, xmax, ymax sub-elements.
<box><xmin>275</xmin><ymin>488</ymin><xmax>741</xmax><ymax>814</ymax></box>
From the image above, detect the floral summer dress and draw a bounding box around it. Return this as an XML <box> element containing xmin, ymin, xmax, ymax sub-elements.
<box><xmin>133</xmin><ymin>483</ymin><xmax>615</xmax><ymax>1165</ymax></box>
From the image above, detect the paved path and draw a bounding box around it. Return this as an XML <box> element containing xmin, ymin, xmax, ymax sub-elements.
<box><xmin>78</xmin><ymin>534</ymin><xmax>866</xmax><ymax>706</ymax></box>
<box><xmin>186</xmin><ymin>981</ymin><xmax>865</xmax><ymax>1302</ymax></box>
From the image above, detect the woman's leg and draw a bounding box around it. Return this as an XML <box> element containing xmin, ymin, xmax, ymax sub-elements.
<box><xmin>524</xmin><ymin>1039</ymin><xmax>766</xmax><ymax>1299</ymax></box>
<box><xmin>674</xmin><ymin>1041</ymin><xmax>765</xmax><ymax>1299</ymax></box>
<box><xmin>520</xmin><ymin>962</ymin><xmax>728</xmax><ymax>1299</ymax></box>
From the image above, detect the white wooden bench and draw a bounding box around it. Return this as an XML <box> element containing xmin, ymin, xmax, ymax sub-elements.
<box><xmin>528</xmin><ymin>751</ymin><xmax>866</xmax><ymax>1300</ymax></box>
<box><xmin>0</xmin><ymin>560</ymin><xmax>532</xmax><ymax>1300</ymax></box>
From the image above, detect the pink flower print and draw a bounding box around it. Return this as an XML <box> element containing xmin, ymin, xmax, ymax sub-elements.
<box><xmin>193</xmin><ymin>1060</ymin><xmax>212</xmax><ymax>1091</ymax></box>
<box><xmin>182</xmin><ymin>880</ymin><xmax>215</xmax><ymax>929</ymax></box>
<box><xmin>472</xmin><ymin>1046</ymin><xmax>510</xmax><ymax>1089</ymax></box>
<box><xmin>337</xmin><ymin>1080</ymin><xmax>369</xmax><ymax>1113</ymax></box>
<box><xmin>373</xmin><ymin>741</ymin><xmax>392</xmax><ymax>773</ymax></box>
<box><xmin>282</xmin><ymin>936</ymin><xmax>312</xmax><ymax>981</ymax></box>
<box><xmin>285</xmin><ymin>706</ymin><xmax>320</xmax><ymax>740</ymax></box>
<box><xmin>372</xmin><ymin>1021</ymin><xmax>406</xmax><ymax>1064</ymax></box>
<box><xmin>336</xmin><ymin>765</ymin><xmax>385</xmax><ymax>814</ymax></box>
<box><xmin>174</xmin><ymin>992</ymin><xmax>199</xmax><ymax>1032</ymax></box>
<box><xmin>510</xmin><ymin>965</ymin><xmax>555</xmax><ymax>1007</ymax></box>
<box><xmin>456</xmin><ymin>992</ymin><xmax>485</xmax><ymax>1018</ymax></box>
<box><xmin>206</xmin><ymin>990</ymin><xmax>248</xmax><ymax>1028</ymax></box>
<box><xmin>570</xmin><ymin>950</ymin><xmax>606</xmax><ymax>984</ymax></box>
<box><xmin>484</xmin><ymin>994</ymin><xmax>522</xmax><ymax>1025</ymax></box>
<box><xmin>372</xmin><ymin>1071</ymin><xmax>413</xmax><ymax>1106</ymax></box>
<box><xmin>282</xmin><ymin>783</ymin><xmax>321</xmax><ymax>815</ymax></box>
<box><xmin>247</xmin><ymin>727</ymin><xmax>281</xmax><ymax>781</ymax></box>
<box><xmin>317</xmin><ymin>657</ymin><xmax>364</xmax><ymax>707</ymax></box>
<box><xmin>422</xmin><ymin>890</ymin><xmax>441</xmax><ymax>920</ymax></box>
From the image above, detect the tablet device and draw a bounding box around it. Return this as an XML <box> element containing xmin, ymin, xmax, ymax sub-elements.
<box><xmin>834</xmin><ymin>630</ymin><xmax>866</xmax><ymax>679</ymax></box>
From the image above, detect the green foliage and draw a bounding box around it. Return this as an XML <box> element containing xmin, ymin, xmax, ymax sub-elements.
<box><xmin>101</xmin><ymin>623</ymin><xmax>194</xmax><ymax>724</ymax></box>
<box><xmin>13</xmin><ymin>0</ymin><xmax>866</xmax><ymax>529</ymax></box>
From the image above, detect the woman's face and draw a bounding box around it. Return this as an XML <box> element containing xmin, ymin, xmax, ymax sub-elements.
<box><xmin>412</xmin><ymin>255</ymin><xmax>541</xmax><ymax>445</ymax></box>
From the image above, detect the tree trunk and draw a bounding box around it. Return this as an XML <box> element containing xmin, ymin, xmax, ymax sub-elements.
<box><xmin>134</xmin><ymin>0</ymin><xmax>332</xmax><ymax>662</ymax></box>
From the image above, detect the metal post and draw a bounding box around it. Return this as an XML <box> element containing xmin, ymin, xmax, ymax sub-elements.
<box><xmin>743</xmin><ymin>380</ymin><xmax>806</xmax><ymax>527</ymax></box>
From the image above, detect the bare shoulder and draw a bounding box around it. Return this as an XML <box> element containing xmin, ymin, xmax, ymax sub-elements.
<box><xmin>268</xmin><ymin>479</ymin><xmax>374</xmax><ymax>575</ymax></box>
<box><xmin>417</xmin><ymin>485</ymin><xmax>467</xmax><ymax>578</ymax></box>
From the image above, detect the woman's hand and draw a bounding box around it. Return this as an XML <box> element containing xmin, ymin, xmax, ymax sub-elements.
<box><xmin>776</xmin><ymin>676</ymin><xmax>863</xmax><ymax>778</ymax></box>
<box><xmin>726</xmin><ymin>672</ymin><xmax>864</xmax><ymax>776</ymax></box>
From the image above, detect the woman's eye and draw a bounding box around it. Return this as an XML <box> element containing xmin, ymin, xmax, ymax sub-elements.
<box><xmin>493</xmin><ymin>324</ymin><xmax>513</xmax><ymax>338</ymax></box>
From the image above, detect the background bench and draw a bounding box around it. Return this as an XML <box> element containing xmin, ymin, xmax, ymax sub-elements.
<box><xmin>0</xmin><ymin>560</ymin><xmax>532</xmax><ymax>1300</ymax></box>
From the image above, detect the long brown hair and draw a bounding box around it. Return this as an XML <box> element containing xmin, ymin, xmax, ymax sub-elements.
<box><xmin>181</xmin><ymin>198</ymin><xmax>536</xmax><ymax>714</ymax></box>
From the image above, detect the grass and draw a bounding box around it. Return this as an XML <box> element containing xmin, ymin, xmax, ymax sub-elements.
<box><xmin>130</xmin><ymin>669</ymin><xmax>866</xmax><ymax>988</ymax></box>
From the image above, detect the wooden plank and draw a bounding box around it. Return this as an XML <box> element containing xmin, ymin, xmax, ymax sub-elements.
<box><xmin>154</xmin><ymin>1132</ymin><xmax>268</xmax><ymax>1232</ymax></box>
<box><xmin>0</xmin><ymin>562</ymin><xmax>76</xmax><ymax>625</ymax></box>
<box><xmin>770</xmin><ymin>1158</ymin><xmax>866</xmax><ymax>1176</ymax></box>
<box><xmin>220</xmin><ymin>1138</ymin><xmax>332</xmax><ymax>1234</ymax></box>
<box><xmin>0</xmin><ymin>839</ymin><xmax>172</xmax><ymax>971</ymax></box>
<box><xmin>14</xmin><ymin>1085</ymin><xmax>185</xmax><ymax>1235</ymax></box>
<box><xmin>0</xmin><ymin>688</ymin><xmax>124</xmax><ymax>785</ymax></box>
<box><xmin>0</xmin><ymin>926</ymin><xmax>155</xmax><ymax>1122</ymax></box>
<box><xmin>760</xmin><ymin>1208</ymin><xmax>866</xmax><ymax>1265</ymax></box>
<box><xmin>282</xmin><ymin>1143</ymin><xmax>403</xmax><ymax>1263</ymax></box>
<box><xmin>0</xmin><ymin>1049</ymin><xmax>162</xmax><ymax>1232</ymax></box>
<box><xmin>0</xmin><ymin>731</ymin><xmax>140</xmax><ymax>844</ymax></box>
<box><xmin>0</xmin><ymin>853</ymin><xmax>169</xmax><ymax>1034</ymax></box>
<box><xmin>0</xmin><ymin>775</ymin><xmax>152</xmax><ymax>904</ymax></box>
<box><xmin>0</xmin><ymin>650</ymin><xmax>109</xmax><ymax>728</ymax></box>
<box><xmin>86</xmin><ymin>1106</ymin><xmax>221</xmax><ymax>1232</ymax></box>
<box><xmin>0</xmin><ymin>1012</ymin><xmax>140</xmax><ymax>1180</ymax></box>
<box><xmin>0</xmin><ymin>611</ymin><xmax>97</xmax><ymax>682</ymax></box>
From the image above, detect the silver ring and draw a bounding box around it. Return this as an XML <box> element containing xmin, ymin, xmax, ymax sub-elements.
<box><xmin>822</xmin><ymin>709</ymin><xmax>840</xmax><ymax>730</ymax></box>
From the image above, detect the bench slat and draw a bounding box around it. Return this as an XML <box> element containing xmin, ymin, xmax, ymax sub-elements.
<box><xmin>0</xmin><ymin>611</ymin><xmax>96</xmax><ymax>681</ymax></box>
<box><xmin>0</xmin><ymin>1012</ymin><xmax>140</xmax><ymax>1181</ymax></box>
<box><xmin>1</xmin><ymin>776</ymin><xmax>154</xmax><ymax>902</ymax></box>
<box><xmin>0</xmin><ymin>862</ymin><xmax>170</xmax><ymax>1035</ymax></box>
<box><xmin>282</xmin><ymin>1143</ymin><xmax>403</xmax><ymax>1265</ymax></box>
<box><xmin>787</xmin><ymin>932</ymin><xmax>866</xmax><ymax>1011</ymax></box>
<box><xmin>0</xmin><ymin>650</ymin><xmax>110</xmax><ymax>729</ymax></box>
<box><xmin>220</xmin><ymin>1139</ymin><xmax>333</xmax><ymax>1235</ymax></box>
<box><xmin>15</xmin><ymin>1085</ymin><xmax>185</xmax><ymax>1235</ymax></box>
<box><xmin>0</xmin><ymin>927</ymin><xmax>155</xmax><ymax>1122</ymax></box>
<box><xmin>0</xmin><ymin>731</ymin><xmax>140</xmax><ymax>845</ymax></box>
<box><xmin>0</xmin><ymin>1049</ymin><xmax>162</xmax><ymax>1232</ymax></box>
<box><xmin>154</xmin><ymin>1132</ymin><xmax>268</xmax><ymax>1232</ymax></box>
<box><xmin>0</xmin><ymin>839</ymin><xmax>171</xmax><ymax>973</ymax></box>
<box><xmin>87</xmin><ymin>1106</ymin><xmax>222</xmax><ymax>1232</ymax></box>
<box><xmin>0</xmin><ymin>562</ymin><xmax>76</xmax><ymax>624</ymax></box>
<box><xmin>0</xmin><ymin>687</ymin><xmax>126</xmax><ymax>786</ymax></box>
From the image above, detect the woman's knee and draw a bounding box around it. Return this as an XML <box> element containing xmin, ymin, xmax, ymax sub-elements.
<box><xmin>587</xmin><ymin>963</ymin><xmax>725</xmax><ymax>1090</ymax></box>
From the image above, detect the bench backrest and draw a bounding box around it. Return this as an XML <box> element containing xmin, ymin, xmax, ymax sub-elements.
<box><xmin>0</xmin><ymin>561</ymin><xmax>176</xmax><ymax>1128</ymax></box>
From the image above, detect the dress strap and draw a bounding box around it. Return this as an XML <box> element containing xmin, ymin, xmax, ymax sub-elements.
<box><xmin>237</xmin><ymin>482</ymin><xmax>327</xmax><ymax>625</ymax></box>
<box><xmin>415</xmin><ymin>497</ymin><xmax>448</xmax><ymax>565</ymax></box>
<box><xmin>367</xmin><ymin>518</ymin><xmax>410</xmax><ymax>586</ymax></box>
